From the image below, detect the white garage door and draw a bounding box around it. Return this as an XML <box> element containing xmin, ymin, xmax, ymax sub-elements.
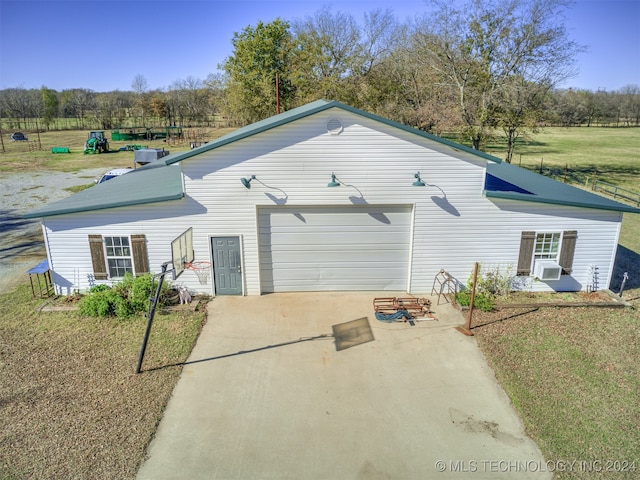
<box><xmin>259</xmin><ymin>205</ymin><xmax>412</xmax><ymax>292</ymax></box>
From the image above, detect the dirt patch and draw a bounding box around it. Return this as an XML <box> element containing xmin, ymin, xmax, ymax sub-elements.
<box><xmin>0</xmin><ymin>168</ymin><xmax>106</xmax><ymax>292</ymax></box>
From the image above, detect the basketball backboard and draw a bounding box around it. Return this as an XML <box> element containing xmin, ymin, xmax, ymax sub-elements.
<box><xmin>171</xmin><ymin>227</ymin><xmax>194</xmax><ymax>279</ymax></box>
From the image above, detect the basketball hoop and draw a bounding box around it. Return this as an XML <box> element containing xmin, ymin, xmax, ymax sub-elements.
<box><xmin>185</xmin><ymin>261</ymin><xmax>211</xmax><ymax>285</ymax></box>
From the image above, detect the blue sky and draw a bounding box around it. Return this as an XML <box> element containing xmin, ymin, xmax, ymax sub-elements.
<box><xmin>0</xmin><ymin>0</ymin><xmax>638</xmax><ymax>93</ymax></box>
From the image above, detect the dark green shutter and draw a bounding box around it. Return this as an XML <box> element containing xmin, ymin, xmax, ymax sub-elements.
<box><xmin>89</xmin><ymin>235</ymin><xmax>108</xmax><ymax>280</ymax></box>
<box><xmin>559</xmin><ymin>230</ymin><xmax>577</xmax><ymax>275</ymax></box>
<box><xmin>131</xmin><ymin>234</ymin><xmax>149</xmax><ymax>275</ymax></box>
<box><xmin>517</xmin><ymin>231</ymin><xmax>535</xmax><ymax>276</ymax></box>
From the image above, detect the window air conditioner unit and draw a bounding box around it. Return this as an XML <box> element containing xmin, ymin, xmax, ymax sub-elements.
<box><xmin>534</xmin><ymin>260</ymin><xmax>562</xmax><ymax>281</ymax></box>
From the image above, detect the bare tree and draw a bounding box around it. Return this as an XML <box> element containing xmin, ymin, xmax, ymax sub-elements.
<box><xmin>60</xmin><ymin>89</ymin><xmax>96</xmax><ymax>129</ymax></box>
<box><xmin>132</xmin><ymin>74</ymin><xmax>149</xmax><ymax>126</ymax></box>
<box><xmin>0</xmin><ymin>88</ymin><xmax>39</xmax><ymax>129</ymax></box>
<box><xmin>412</xmin><ymin>0</ymin><xmax>583</xmax><ymax>157</ymax></box>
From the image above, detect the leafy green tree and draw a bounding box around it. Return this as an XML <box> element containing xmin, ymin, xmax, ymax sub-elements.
<box><xmin>222</xmin><ymin>19</ymin><xmax>294</xmax><ymax>123</ymax></box>
<box><xmin>40</xmin><ymin>86</ymin><xmax>59</xmax><ymax>129</ymax></box>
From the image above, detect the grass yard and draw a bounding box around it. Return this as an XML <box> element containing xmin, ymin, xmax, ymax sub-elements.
<box><xmin>0</xmin><ymin>286</ymin><xmax>206</xmax><ymax>479</ymax></box>
<box><xmin>473</xmin><ymin>301</ymin><xmax>640</xmax><ymax>479</ymax></box>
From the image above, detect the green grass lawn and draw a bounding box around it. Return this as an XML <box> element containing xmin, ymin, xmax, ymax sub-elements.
<box><xmin>0</xmin><ymin>285</ymin><xmax>206</xmax><ymax>480</ymax></box>
<box><xmin>474</xmin><ymin>301</ymin><xmax>640</xmax><ymax>480</ymax></box>
<box><xmin>486</xmin><ymin>127</ymin><xmax>640</xmax><ymax>191</ymax></box>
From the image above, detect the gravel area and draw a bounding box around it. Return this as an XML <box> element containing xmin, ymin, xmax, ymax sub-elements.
<box><xmin>0</xmin><ymin>168</ymin><xmax>107</xmax><ymax>292</ymax></box>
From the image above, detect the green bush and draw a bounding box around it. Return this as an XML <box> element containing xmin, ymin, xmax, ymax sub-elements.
<box><xmin>78</xmin><ymin>288</ymin><xmax>121</xmax><ymax>317</ymax></box>
<box><xmin>455</xmin><ymin>291</ymin><xmax>495</xmax><ymax>312</ymax></box>
<box><xmin>78</xmin><ymin>273</ymin><xmax>168</xmax><ymax>318</ymax></box>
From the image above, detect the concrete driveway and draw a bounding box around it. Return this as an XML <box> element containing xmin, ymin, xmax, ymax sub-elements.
<box><xmin>137</xmin><ymin>293</ymin><xmax>549</xmax><ymax>480</ymax></box>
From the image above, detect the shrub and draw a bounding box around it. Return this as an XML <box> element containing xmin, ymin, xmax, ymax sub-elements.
<box><xmin>78</xmin><ymin>273</ymin><xmax>169</xmax><ymax>318</ymax></box>
<box><xmin>455</xmin><ymin>291</ymin><xmax>495</xmax><ymax>312</ymax></box>
<box><xmin>78</xmin><ymin>288</ymin><xmax>121</xmax><ymax>317</ymax></box>
<box><xmin>468</xmin><ymin>264</ymin><xmax>514</xmax><ymax>297</ymax></box>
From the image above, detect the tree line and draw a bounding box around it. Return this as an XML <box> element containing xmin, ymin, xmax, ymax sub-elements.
<box><xmin>1</xmin><ymin>0</ymin><xmax>638</xmax><ymax>163</ymax></box>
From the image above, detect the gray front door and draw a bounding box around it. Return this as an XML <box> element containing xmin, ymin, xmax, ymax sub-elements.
<box><xmin>211</xmin><ymin>236</ymin><xmax>242</xmax><ymax>295</ymax></box>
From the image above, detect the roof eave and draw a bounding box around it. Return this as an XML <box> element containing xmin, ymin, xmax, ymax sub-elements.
<box><xmin>484</xmin><ymin>190</ymin><xmax>640</xmax><ymax>214</ymax></box>
<box><xmin>23</xmin><ymin>192</ymin><xmax>185</xmax><ymax>219</ymax></box>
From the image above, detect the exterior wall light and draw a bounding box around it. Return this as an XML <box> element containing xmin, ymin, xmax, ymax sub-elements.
<box><xmin>241</xmin><ymin>175</ymin><xmax>256</xmax><ymax>189</ymax></box>
<box><xmin>327</xmin><ymin>173</ymin><xmax>341</xmax><ymax>187</ymax></box>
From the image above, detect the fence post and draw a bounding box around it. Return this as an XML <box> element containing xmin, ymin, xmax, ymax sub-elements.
<box><xmin>591</xmin><ymin>170</ymin><xmax>597</xmax><ymax>191</ymax></box>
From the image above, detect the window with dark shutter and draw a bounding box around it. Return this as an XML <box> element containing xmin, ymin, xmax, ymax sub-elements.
<box><xmin>559</xmin><ymin>230</ymin><xmax>577</xmax><ymax>275</ymax></box>
<box><xmin>88</xmin><ymin>235</ymin><xmax>108</xmax><ymax>280</ymax></box>
<box><xmin>131</xmin><ymin>234</ymin><xmax>149</xmax><ymax>275</ymax></box>
<box><xmin>516</xmin><ymin>231</ymin><xmax>535</xmax><ymax>276</ymax></box>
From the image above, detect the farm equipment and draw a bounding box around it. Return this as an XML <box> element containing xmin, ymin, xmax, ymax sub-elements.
<box><xmin>373</xmin><ymin>297</ymin><xmax>436</xmax><ymax>325</ymax></box>
<box><xmin>84</xmin><ymin>131</ymin><xmax>109</xmax><ymax>154</ymax></box>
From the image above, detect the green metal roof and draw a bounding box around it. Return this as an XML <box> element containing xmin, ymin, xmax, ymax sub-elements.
<box><xmin>161</xmin><ymin>99</ymin><xmax>504</xmax><ymax>166</ymax></box>
<box><xmin>24</xmin><ymin>164</ymin><xmax>184</xmax><ymax>218</ymax></box>
<box><xmin>485</xmin><ymin>162</ymin><xmax>640</xmax><ymax>214</ymax></box>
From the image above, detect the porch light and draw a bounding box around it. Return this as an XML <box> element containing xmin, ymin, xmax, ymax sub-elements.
<box><xmin>241</xmin><ymin>175</ymin><xmax>256</xmax><ymax>189</ymax></box>
<box><xmin>413</xmin><ymin>172</ymin><xmax>425</xmax><ymax>187</ymax></box>
<box><xmin>327</xmin><ymin>173</ymin><xmax>341</xmax><ymax>187</ymax></box>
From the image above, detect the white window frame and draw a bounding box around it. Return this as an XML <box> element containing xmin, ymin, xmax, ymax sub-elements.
<box><xmin>104</xmin><ymin>235</ymin><xmax>134</xmax><ymax>278</ymax></box>
<box><xmin>533</xmin><ymin>232</ymin><xmax>562</xmax><ymax>263</ymax></box>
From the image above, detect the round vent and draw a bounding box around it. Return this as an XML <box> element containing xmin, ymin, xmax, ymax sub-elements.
<box><xmin>327</xmin><ymin>118</ymin><xmax>343</xmax><ymax>135</ymax></box>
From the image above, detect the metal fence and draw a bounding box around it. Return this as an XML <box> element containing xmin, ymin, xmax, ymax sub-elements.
<box><xmin>525</xmin><ymin>164</ymin><xmax>640</xmax><ymax>208</ymax></box>
<box><xmin>590</xmin><ymin>179</ymin><xmax>640</xmax><ymax>207</ymax></box>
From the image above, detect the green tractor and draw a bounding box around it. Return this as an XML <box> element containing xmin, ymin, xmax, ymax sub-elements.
<box><xmin>84</xmin><ymin>131</ymin><xmax>110</xmax><ymax>154</ymax></box>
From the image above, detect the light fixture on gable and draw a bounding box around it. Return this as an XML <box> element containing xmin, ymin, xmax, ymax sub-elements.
<box><xmin>241</xmin><ymin>175</ymin><xmax>256</xmax><ymax>189</ymax></box>
<box><xmin>413</xmin><ymin>172</ymin><xmax>425</xmax><ymax>187</ymax></box>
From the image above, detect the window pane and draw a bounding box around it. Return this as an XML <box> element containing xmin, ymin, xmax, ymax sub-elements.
<box><xmin>108</xmin><ymin>258</ymin><xmax>132</xmax><ymax>277</ymax></box>
<box><xmin>104</xmin><ymin>236</ymin><xmax>133</xmax><ymax>278</ymax></box>
<box><xmin>534</xmin><ymin>232</ymin><xmax>561</xmax><ymax>261</ymax></box>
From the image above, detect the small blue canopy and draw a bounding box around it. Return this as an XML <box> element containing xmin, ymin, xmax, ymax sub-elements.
<box><xmin>27</xmin><ymin>259</ymin><xmax>50</xmax><ymax>274</ymax></box>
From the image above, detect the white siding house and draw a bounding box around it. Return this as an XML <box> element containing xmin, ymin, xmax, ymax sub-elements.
<box><xmin>25</xmin><ymin>100</ymin><xmax>640</xmax><ymax>296</ymax></box>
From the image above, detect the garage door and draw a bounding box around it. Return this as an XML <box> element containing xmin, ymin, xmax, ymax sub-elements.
<box><xmin>259</xmin><ymin>205</ymin><xmax>412</xmax><ymax>292</ymax></box>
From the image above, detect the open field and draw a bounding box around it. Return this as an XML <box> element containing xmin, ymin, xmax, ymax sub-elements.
<box><xmin>0</xmin><ymin>127</ymin><xmax>235</xmax><ymax>173</ymax></box>
<box><xmin>1</xmin><ymin>125</ymin><xmax>639</xmax><ymax>479</ymax></box>
<box><xmin>486</xmin><ymin>127</ymin><xmax>640</xmax><ymax>191</ymax></box>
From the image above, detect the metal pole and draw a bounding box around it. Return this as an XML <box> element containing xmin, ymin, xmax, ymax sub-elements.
<box><xmin>135</xmin><ymin>262</ymin><xmax>170</xmax><ymax>374</ymax></box>
<box><xmin>456</xmin><ymin>262</ymin><xmax>478</xmax><ymax>336</ymax></box>
<box><xmin>619</xmin><ymin>272</ymin><xmax>628</xmax><ymax>298</ymax></box>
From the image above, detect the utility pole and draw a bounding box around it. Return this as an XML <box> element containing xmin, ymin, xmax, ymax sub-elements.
<box><xmin>275</xmin><ymin>72</ymin><xmax>281</xmax><ymax>115</ymax></box>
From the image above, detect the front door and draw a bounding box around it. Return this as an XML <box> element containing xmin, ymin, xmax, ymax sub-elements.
<box><xmin>211</xmin><ymin>236</ymin><xmax>242</xmax><ymax>295</ymax></box>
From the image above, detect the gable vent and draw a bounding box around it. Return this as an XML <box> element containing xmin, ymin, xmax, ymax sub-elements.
<box><xmin>327</xmin><ymin>118</ymin><xmax>343</xmax><ymax>135</ymax></box>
